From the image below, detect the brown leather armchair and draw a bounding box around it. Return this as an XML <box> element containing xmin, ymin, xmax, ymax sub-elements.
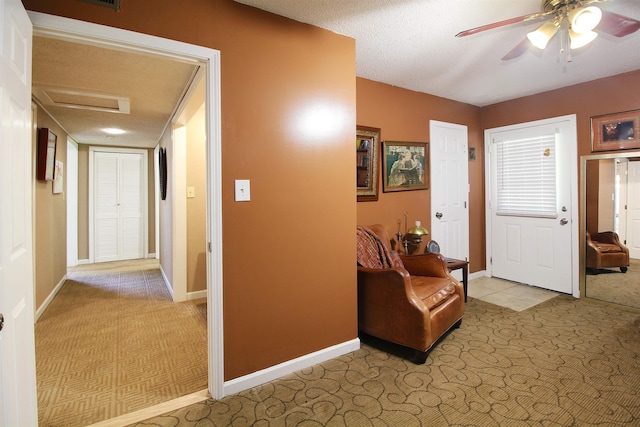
<box><xmin>586</xmin><ymin>231</ymin><xmax>629</xmax><ymax>273</ymax></box>
<box><xmin>357</xmin><ymin>224</ymin><xmax>464</xmax><ymax>363</ymax></box>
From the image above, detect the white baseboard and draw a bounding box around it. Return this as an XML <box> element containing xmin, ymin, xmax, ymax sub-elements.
<box><xmin>187</xmin><ymin>290</ymin><xmax>207</xmax><ymax>301</ymax></box>
<box><xmin>148</xmin><ymin>253</ymin><xmax>156</xmax><ymax>259</ymax></box>
<box><xmin>77</xmin><ymin>259</ymin><xmax>90</xmax><ymax>265</ymax></box>
<box><xmin>223</xmin><ymin>338</ymin><xmax>360</xmax><ymax>397</ymax></box>
<box><xmin>35</xmin><ymin>274</ymin><xmax>67</xmax><ymax>322</ymax></box>
<box><xmin>469</xmin><ymin>270</ymin><xmax>487</xmax><ymax>281</ymax></box>
<box><xmin>159</xmin><ymin>264</ymin><xmax>174</xmax><ymax>299</ymax></box>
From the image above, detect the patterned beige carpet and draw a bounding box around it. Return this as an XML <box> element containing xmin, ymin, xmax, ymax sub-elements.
<box><xmin>35</xmin><ymin>259</ymin><xmax>208</xmax><ymax>427</ymax></box>
<box><xmin>586</xmin><ymin>258</ymin><xmax>640</xmax><ymax>309</ymax></box>
<box><xmin>133</xmin><ymin>295</ymin><xmax>640</xmax><ymax>426</ymax></box>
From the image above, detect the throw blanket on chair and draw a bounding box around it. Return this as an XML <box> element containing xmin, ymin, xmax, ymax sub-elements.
<box><xmin>357</xmin><ymin>225</ymin><xmax>403</xmax><ymax>269</ymax></box>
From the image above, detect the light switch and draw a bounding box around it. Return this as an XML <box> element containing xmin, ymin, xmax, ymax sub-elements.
<box><xmin>235</xmin><ymin>179</ymin><xmax>251</xmax><ymax>201</ymax></box>
<box><xmin>187</xmin><ymin>186</ymin><xmax>195</xmax><ymax>198</ymax></box>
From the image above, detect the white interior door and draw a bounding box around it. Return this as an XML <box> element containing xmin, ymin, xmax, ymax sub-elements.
<box><xmin>0</xmin><ymin>0</ymin><xmax>38</xmax><ymax>424</ymax></box>
<box><xmin>486</xmin><ymin>116</ymin><xmax>576</xmax><ymax>294</ymax></box>
<box><xmin>627</xmin><ymin>160</ymin><xmax>640</xmax><ymax>259</ymax></box>
<box><xmin>92</xmin><ymin>148</ymin><xmax>147</xmax><ymax>263</ymax></box>
<box><xmin>429</xmin><ymin>120</ymin><xmax>469</xmax><ymax>267</ymax></box>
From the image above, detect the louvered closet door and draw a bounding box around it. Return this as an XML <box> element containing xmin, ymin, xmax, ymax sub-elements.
<box><xmin>94</xmin><ymin>151</ymin><xmax>145</xmax><ymax>263</ymax></box>
<box><xmin>119</xmin><ymin>153</ymin><xmax>144</xmax><ymax>260</ymax></box>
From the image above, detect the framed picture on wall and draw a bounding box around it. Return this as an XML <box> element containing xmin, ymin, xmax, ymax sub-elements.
<box><xmin>37</xmin><ymin>128</ymin><xmax>57</xmax><ymax>181</ymax></box>
<box><xmin>159</xmin><ymin>147</ymin><xmax>168</xmax><ymax>200</ymax></box>
<box><xmin>356</xmin><ymin>125</ymin><xmax>380</xmax><ymax>202</ymax></box>
<box><xmin>591</xmin><ymin>109</ymin><xmax>640</xmax><ymax>152</ymax></box>
<box><xmin>382</xmin><ymin>141</ymin><xmax>429</xmax><ymax>192</ymax></box>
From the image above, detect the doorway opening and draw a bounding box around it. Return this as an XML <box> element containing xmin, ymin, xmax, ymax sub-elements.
<box><xmin>29</xmin><ymin>10</ymin><xmax>224</xmax><ymax>424</ymax></box>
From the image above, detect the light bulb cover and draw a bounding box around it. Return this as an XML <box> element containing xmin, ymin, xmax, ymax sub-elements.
<box><xmin>407</xmin><ymin>220</ymin><xmax>429</xmax><ymax>236</ymax></box>
<box><xmin>569</xmin><ymin>6</ymin><xmax>602</xmax><ymax>34</ymax></box>
<box><xmin>527</xmin><ymin>21</ymin><xmax>558</xmax><ymax>49</ymax></box>
<box><xmin>569</xmin><ymin>29</ymin><xmax>598</xmax><ymax>49</ymax></box>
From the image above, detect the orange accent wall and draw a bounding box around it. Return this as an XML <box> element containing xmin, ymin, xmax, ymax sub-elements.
<box><xmin>480</xmin><ymin>69</ymin><xmax>640</xmax><ymax>158</ymax></box>
<box><xmin>24</xmin><ymin>0</ymin><xmax>357</xmax><ymax>381</ymax></box>
<box><xmin>356</xmin><ymin>78</ymin><xmax>484</xmax><ymax>272</ymax></box>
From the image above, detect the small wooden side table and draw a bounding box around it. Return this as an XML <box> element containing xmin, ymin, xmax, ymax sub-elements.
<box><xmin>446</xmin><ymin>258</ymin><xmax>469</xmax><ymax>302</ymax></box>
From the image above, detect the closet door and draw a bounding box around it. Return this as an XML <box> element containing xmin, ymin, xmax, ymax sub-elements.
<box><xmin>93</xmin><ymin>149</ymin><xmax>146</xmax><ymax>263</ymax></box>
<box><xmin>119</xmin><ymin>153</ymin><xmax>144</xmax><ymax>260</ymax></box>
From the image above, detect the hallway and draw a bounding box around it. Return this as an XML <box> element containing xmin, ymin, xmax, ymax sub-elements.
<box><xmin>35</xmin><ymin>259</ymin><xmax>208</xmax><ymax>427</ymax></box>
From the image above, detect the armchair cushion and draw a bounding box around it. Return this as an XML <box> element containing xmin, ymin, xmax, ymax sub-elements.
<box><xmin>411</xmin><ymin>277</ymin><xmax>459</xmax><ymax>310</ymax></box>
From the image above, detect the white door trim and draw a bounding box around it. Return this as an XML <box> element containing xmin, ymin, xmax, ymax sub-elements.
<box><xmin>67</xmin><ymin>138</ymin><xmax>78</xmax><ymax>267</ymax></box>
<box><xmin>484</xmin><ymin>114</ymin><xmax>579</xmax><ymax>297</ymax></box>
<box><xmin>172</xmin><ymin>125</ymin><xmax>187</xmax><ymax>302</ymax></box>
<box><xmin>28</xmin><ymin>11</ymin><xmax>225</xmax><ymax>399</ymax></box>
<box><xmin>89</xmin><ymin>146</ymin><xmax>149</xmax><ymax>263</ymax></box>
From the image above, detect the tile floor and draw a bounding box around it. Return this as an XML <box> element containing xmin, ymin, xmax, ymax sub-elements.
<box><xmin>467</xmin><ymin>276</ymin><xmax>559</xmax><ymax>312</ymax></box>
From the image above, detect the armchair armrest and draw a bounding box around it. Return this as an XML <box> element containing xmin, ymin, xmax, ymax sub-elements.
<box><xmin>399</xmin><ymin>253</ymin><xmax>450</xmax><ymax>278</ymax></box>
<box><xmin>357</xmin><ymin>266</ymin><xmax>430</xmax><ymax>343</ymax></box>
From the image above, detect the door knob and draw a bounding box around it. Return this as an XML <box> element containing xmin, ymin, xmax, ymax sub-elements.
<box><xmin>560</xmin><ymin>218</ymin><xmax>568</xmax><ymax>225</ymax></box>
<box><xmin>0</xmin><ymin>313</ymin><xmax>4</xmax><ymax>332</ymax></box>
<box><xmin>435</xmin><ymin>212</ymin><xmax>443</xmax><ymax>219</ymax></box>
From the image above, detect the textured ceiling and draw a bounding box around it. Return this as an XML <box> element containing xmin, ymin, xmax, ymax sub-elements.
<box><xmin>233</xmin><ymin>0</ymin><xmax>640</xmax><ymax>107</ymax></box>
<box><xmin>32</xmin><ymin>36</ymin><xmax>199</xmax><ymax>148</ymax></box>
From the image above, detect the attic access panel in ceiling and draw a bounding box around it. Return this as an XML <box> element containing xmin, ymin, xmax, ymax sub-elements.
<box><xmin>33</xmin><ymin>87</ymin><xmax>130</xmax><ymax>114</ymax></box>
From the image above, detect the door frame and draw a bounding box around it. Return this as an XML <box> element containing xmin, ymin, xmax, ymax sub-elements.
<box><xmin>28</xmin><ymin>11</ymin><xmax>225</xmax><ymax>399</ymax></box>
<box><xmin>67</xmin><ymin>137</ymin><xmax>78</xmax><ymax>267</ymax></box>
<box><xmin>89</xmin><ymin>146</ymin><xmax>149</xmax><ymax>263</ymax></box>
<box><xmin>484</xmin><ymin>114</ymin><xmax>579</xmax><ymax>297</ymax></box>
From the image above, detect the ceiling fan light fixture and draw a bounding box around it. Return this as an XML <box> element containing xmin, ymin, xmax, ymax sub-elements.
<box><xmin>527</xmin><ymin>21</ymin><xmax>558</xmax><ymax>49</ymax></box>
<box><xmin>569</xmin><ymin>6</ymin><xmax>602</xmax><ymax>34</ymax></box>
<box><xmin>569</xmin><ymin>29</ymin><xmax>598</xmax><ymax>49</ymax></box>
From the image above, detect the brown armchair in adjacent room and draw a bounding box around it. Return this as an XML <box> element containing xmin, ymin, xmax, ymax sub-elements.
<box><xmin>356</xmin><ymin>224</ymin><xmax>464</xmax><ymax>363</ymax></box>
<box><xmin>586</xmin><ymin>231</ymin><xmax>630</xmax><ymax>273</ymax></box>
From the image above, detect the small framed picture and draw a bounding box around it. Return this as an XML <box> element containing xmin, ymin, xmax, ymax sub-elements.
<box><xmin>591</xmin><ymin>110</ymin><xmax>640</xmax><ymax>152</ymax></box>
<box><xmin>356</xmin><ymin>125</ymin><xmax>380</xmax><ymax>202</ymax></box>
<box><xmin>382</xmin><ymin>141</ymin><xmax>429</xmax><ymax>192</ymax></box>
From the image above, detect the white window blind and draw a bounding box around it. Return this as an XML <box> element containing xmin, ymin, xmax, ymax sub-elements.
<box><xmin>495</xmin><ymin>133</ymin><xmax>558</xmax><ymax>218</ymax></box>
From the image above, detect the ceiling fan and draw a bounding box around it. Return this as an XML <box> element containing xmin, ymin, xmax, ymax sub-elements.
<box><xmin>456</xmin><ymin>0</ymin><xmax>640</xmax><ymax>61</ymax></box>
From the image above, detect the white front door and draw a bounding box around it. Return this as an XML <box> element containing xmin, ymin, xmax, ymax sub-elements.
<box><xmin>92</xmin><ymin>148</ymin><xmax>147</xmax><ymax>263</ymax></box>
<box><xmin>626</xmin><ymin>160</ymin><xmax>640</xmax><ymax>259</ymax></box>
<box><xmin>486</xmin><ymin>116</ymin><xmax>577</xmax><ymax>294</ymax></box>
<box><xmin>429</xmin><ymin>120</ymin><xmax>469</xmax><ymax>265</ymax></box>
<box><xmin>0</xmin><ymin>0</ymin><xmax>38</xmax><ymax>425</ymax></box>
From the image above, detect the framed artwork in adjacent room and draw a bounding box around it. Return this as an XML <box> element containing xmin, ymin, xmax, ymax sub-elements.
<box><xmin>159</xmin><ymin>147</ymin><xmax>168</xmax><ymax>200</ymax></box>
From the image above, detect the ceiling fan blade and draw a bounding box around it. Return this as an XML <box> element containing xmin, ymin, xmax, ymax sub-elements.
<box><xmin>456</xmin><ymin>11</ymin><xmax>552</xmax><ymax>37</ymax></box>
<box><xmin>597</xmin><ymin>10</ymin><xmax>640</xmax><ymax>37</ymax></box>
<box><xmin>501</xmin><ymin>38</ymin><xmax>531</xmax><ymax>60</ymax></box>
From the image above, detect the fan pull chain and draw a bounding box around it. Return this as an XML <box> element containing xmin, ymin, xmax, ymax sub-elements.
<box><xmin>559</xmin><ymin>16</ymin><xmax>572</xmax><ymax>62</ymax></box>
